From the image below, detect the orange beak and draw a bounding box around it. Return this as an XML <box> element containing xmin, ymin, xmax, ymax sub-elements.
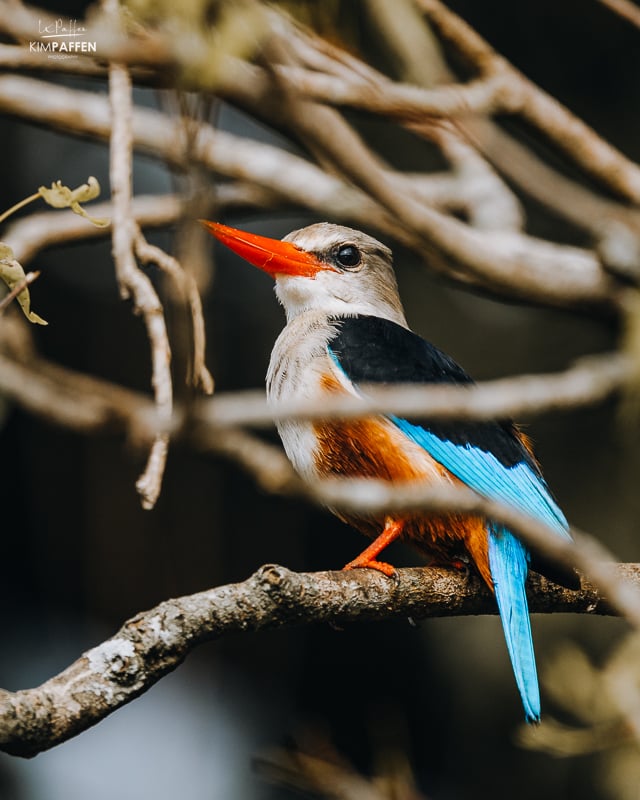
<box><xmin>200</xmin><ymin>220</ymin><xmax>333</xmax><ymax>278</ymax></box>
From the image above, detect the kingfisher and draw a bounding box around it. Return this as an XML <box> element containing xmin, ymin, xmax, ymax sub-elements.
<box><xmin>202</xmin><ymin>219</ymin><xmax>574</xmax><ymax>723</ymax></box>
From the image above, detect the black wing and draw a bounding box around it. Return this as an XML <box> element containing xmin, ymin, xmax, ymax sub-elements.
<box><xmin>328</xmin><ymin>315</ymin><xmax>535</xmax><ymax>471</ymax></box>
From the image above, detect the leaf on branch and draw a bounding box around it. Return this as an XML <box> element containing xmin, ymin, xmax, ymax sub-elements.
<box><xmin>0</xmin><ymin>243</ymin><xmax>47</xmax><ymax>325</ymax></box>
<box><xmin>38</xmin><ymin>177</ymin><xmax>110</xmax><ymax>228</ymax></box>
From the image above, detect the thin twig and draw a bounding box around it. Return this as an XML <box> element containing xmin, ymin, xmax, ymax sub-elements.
<box><xmin>134</xmin><ymin>227</ymin><xmax>213</xmax><ymax>394</ymax></box>
<box><xmin>108</xmin><ymin>51</ymin><xmax>171</xmax><ymax>509</ymax></box>
<box><xmin>0</xmin><ymin>325</ymin><xmax>629</xmax><ymax>441</ymax></box>
<box><xmin>0</xmin><ymin>191</ymin><xmax>39</xmax><ymax>225</ymax></box>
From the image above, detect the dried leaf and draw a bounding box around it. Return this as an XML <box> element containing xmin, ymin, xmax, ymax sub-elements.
<box><xmin>38</xmin><ymin>177</ymin><xmax>110</xmax><ymax>228</ymax></box>
<box><xmin>0</xmin><ymin>242</ymin><xmax>47</xmax><ymax>325</ymax></box>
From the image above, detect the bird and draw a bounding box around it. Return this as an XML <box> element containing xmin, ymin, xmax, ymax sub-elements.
<box><xmin>202</xmin><ymin>219</ymin><xmax>575</xmax><ymax>723</ymax></box>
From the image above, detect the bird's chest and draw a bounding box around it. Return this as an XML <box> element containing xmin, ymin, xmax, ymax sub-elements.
<box><xmin>265</xmin><ymin>316</ymin><xmax>444</xmax><ymax>487</ymax></box>
<box><xmin>266</xmin><ymin>317</ymin><xmax>345</xmax><ymax>481</ymax></box>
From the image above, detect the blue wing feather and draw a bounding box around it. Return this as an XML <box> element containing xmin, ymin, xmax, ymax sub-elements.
<box><xmin>389</xmin><ymin>417</ymin><xmax>570</xmax><ymax>540</ymax></box>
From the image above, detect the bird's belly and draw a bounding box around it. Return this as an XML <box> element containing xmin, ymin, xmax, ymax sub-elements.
<box><xmin>308</xmin><ymin>415</ymin><xmax>490</xmax><ymax>579</ymax></box>
<box><xmin>312</xmin><ymin>415</ymin><xmax>446</xmax><ymax>484</ymax></box>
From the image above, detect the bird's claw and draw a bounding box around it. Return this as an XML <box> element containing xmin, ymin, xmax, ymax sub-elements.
<box><xmin>342</xmin><ymin>558</ymin><xmax>398</xmax><ymax>583</ymax></box>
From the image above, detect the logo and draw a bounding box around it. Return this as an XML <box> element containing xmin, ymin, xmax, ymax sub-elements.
<box><xmin>30</xmin><ymin>19</ymin><xmax>97</xmax><ymax>59</ymax></box>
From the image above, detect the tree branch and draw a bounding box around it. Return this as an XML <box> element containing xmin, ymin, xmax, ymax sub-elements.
<box><xmin>108</xmin><ymin>52</ymin><xmax>172</xmax><ymax>509</ymax></box>
<box><xmin>203</xmin><ymin>352</ymin><xmax>629</xmax><ymax>429</ymax></box>
<box><xmin>0</xmin><ymin>73</ymin><xmax>619</xmax><ymax>309</ymax></box>
<box><xmin>416</xmin><ymin>0</ymin><xmax>640</xmax><ymax>203</ymax></box>
<box><xmin>0</xmin><ymin>561</ymin><xmax>635</xmax><ymax>758</ymax></box>
<box><xmin>0</xmin><ymin>317</ymin><xmax>628</xmax><ymax>446</ymax></box>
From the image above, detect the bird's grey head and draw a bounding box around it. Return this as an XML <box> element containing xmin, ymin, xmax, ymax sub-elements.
<box><xmin>277</xmin><ymin>223</ymin><xmax>407</xmax><ymax>326</ymax></box>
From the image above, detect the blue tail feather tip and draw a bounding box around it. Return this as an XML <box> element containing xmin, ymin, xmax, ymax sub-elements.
<box><xmin>488</xmin><ymin>524</ymin><xmax>541</xmax><ymax>723</ymax></box>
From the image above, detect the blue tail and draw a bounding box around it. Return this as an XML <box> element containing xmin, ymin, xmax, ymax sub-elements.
<box><xmin>488</xmin><ymin>524</ymin><xmax>540</xmax><ymax>723</ymax></box>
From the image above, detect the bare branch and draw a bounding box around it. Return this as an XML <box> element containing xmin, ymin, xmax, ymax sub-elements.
<box><xmin>6</xmin><ymin>195</ymin><xmax>175</xmax><ymax>264</ymax></box>
<box><xmin>272</xmin><ymin>63</ymin><xmax>510</xmax><ymax>118</ymax></box>
<box><xmin>416</xmin><ymin>0</ymin><xmax>640</xmax><ymax>203</ymax></box>
<box><xmin>0</xmin><ymin>319</ymin><xmax>628</xmax><ymax>442</ymax></box>
<box><xmin>220</xmin><ymin>82</ymin><xmax>613</xmax><ymax>306</ymax></box>
<box><xmin>0</xmin><ymin>74</ymin><xmax>402</xmax><ymax>233</ymax></box>
<box><xmin>0</xmin><ymin>74</ymin><xmax>618</xmax><ymax>308</ymax></box>
<box><xmin>264</xmin><ymin>4</ymin><xmax>640</xmax><ymax>265</ymax></box>
<box><xmin>0</xmin><ymin>351</ymin><xmax>125</xmax><ymax>431</ymax></box>
<box><xmin>0</xmin><ymin>561</ymin><xmax>635</xmax><ymax>758</ymax></box>
<box><xmin>134</xmin><ymin>228</ymin><xmax>214</xmax><ymax>395</ymax></box>
<box><xmin>108</xmin><ymin>56</ymin><xmax>171</xmax><ymax>509</ymax></box>
<box><xmin>202</xmin><ymin>352</ymin><xmax>629</xmax><ymax>429</ymax></box>
<box><xmin>270</xmin><ymin>14</ymin><xmax>640</xmax><ymax>265</ymax></box>
<box><xmin>194</xmin><ymin>421</ymin><xmax>640</xmax><ymax>629</ymax></box>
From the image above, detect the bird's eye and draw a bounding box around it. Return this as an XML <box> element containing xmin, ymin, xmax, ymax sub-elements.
<box><xmin>335</xmin><ymin>244</ymin><xmax>361</xmax><ymax>269</ymax></box>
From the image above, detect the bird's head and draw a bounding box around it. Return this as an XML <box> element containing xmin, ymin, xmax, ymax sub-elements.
<box><xmin>201</xmin><ymin>220</ymin><xmax>407</xmax><ymax>325</ymax></box>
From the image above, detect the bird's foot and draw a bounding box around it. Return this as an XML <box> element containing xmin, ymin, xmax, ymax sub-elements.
<box><xmin>342</xmin><ymin>557</ymin><xmax>397</xmax><ymax>579</ymax></box>
<box><xmin>341</xmin><ymin>518</ymin><xmax>403</xmax><ymax>580</ymax></box>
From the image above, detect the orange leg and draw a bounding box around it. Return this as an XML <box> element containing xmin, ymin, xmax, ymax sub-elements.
<box><xmin>343</xmin><ymin>518</ymin><xmax>404</xmax><ymax>578</ymax></box>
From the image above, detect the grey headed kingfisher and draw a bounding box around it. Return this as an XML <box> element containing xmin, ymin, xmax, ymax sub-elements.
<box><xmin>202</xmin><ymin>219</ymin><xmax>575</xmax><ymax>723</ymax></box>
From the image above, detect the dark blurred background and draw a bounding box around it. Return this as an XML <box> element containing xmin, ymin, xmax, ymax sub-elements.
<box><xmin>0</xmin><ymin>1</ymin><xmax>637</xmax><ymax>798</ymax></box>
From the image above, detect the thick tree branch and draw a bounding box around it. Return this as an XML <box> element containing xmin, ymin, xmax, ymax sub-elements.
<box><xmin>0</xmin><ymin>562</ymin><xmax>636</xmax><ymax>759</ymax></box>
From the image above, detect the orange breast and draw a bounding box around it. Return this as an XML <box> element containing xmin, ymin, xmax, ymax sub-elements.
<box><xmin>312</xmin><ymin>373</ymin><xmax>492</xmax><ymax>586</ymax></box>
